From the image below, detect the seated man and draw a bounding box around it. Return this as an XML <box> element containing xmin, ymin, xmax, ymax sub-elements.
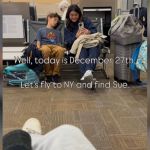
<box><xmin>36</xmin><ymin>12</ymin><xmax>66</xmax><ymax>83</ymax></box>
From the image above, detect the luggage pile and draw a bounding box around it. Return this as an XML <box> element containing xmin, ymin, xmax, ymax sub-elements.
<box><xmin>108</xmin><ymin>11</ymin><xmax>144</xmax><ymax>83</ymax></box>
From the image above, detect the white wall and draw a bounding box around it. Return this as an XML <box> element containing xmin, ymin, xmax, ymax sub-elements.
<box><xmin>36</xmin><ymin>3</ymin><xmax>61</xmax><ymax>18</ymax></box>
<box><xmin>2</xmin><ymin>0</ymin><xmax>71</xmax><ymax>19</ymax></box>
<box><xmin>117</xmin><ymin>0</ymin><xmax>128</xmax><ymax>10</ymax></box>
<box><xmin>142</xmin><ymin>0</ymin><xmax>147</xmax><ymax>7</ymax></box>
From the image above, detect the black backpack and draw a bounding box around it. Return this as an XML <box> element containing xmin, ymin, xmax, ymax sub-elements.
<box><xmin>22</xmin><ymin>43</ymin><xmax>43</xmax><ymax>76</ymax></box>
<box><xmin>130</xmin><ymin>7</ymin><xmax>147</xmax><ymax>37</ymax></box>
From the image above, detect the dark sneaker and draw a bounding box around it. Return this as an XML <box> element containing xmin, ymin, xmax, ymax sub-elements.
<box><xmin>46</xmin><ymin>76</ymin><xmax>53</xmax><ymax>83</ymax></box>
<box><xmin>69</xmin><ymin>52</ymin><xmax>75</xmax><ymax>57</ymax></box>
<box><xmin>64</xmin><ymin>52</ymin><xmax>75</xmax><ymax>64</ymax></box>
<box><xmin>53</xmin><ymin>75</ymin><xmax>60</xmax><ymax>83</ymax></box>
<box><xmin>135</xmin><ymin>79</ymin><xmax>143</xmax><ymax>86</ymax></box>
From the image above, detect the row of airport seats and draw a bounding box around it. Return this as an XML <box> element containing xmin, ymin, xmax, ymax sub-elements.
<box><xmin>28</xmin><ymin>20</ymin><xmax>110</xmax><ymax>80</ymax></box>
<box><xmin>3</xmin><ymin>19</ymin><xmax>110</xmax><ymax>80</ymax></box>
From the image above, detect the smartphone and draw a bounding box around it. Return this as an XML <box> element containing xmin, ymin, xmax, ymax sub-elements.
<box><xmin>78</xmin><ymin>22</ymin><xmax>84</xmax><ymax>30</ymax></box>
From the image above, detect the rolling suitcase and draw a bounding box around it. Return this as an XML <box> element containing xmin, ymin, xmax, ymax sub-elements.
<box><xmin>114</xmin><ymin>43</ymin><xmax>140</xmax><ymax>83</ymax></box>
<box><xmin>113</xmin><ymin>5</ymin><xmax>142</xmax><ymax>83</ymax></box>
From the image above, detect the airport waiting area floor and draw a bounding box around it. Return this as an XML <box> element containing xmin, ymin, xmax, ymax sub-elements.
<box><xmin>3</xmin><ymin>61</ymin><xmax>147</xmax><ymax>150</ymax></box>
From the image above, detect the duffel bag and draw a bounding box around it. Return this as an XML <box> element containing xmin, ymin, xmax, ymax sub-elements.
<box><xmin>108</xmin><ymin>14</ymin><xmax>143</xmax><ymax>45</ymax></box>
<box><xmin>3</xmin><ymin>64</ymin><xmax>39</xmax><ymax>86</ymax></box>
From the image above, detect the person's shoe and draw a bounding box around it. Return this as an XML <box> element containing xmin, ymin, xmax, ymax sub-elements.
<box><xmin>69</xmin><ymin>52</ymin><xmax>75</xmax><ymax>58</ymax></box>
<box><xmin>80</xmin><ymin>70</ymin><xmax>93</xmax><ymax>82</ymax></box>
<box><xmin>80</xmin><ymin>75</ymin><xmax>85</xmax><ymax>81</ymax></box>
<box><xmin>46</xmin><ymin>75</ymin><xmax>53</xmax><ymax>83</ymax></box>
<box><xmin>135</xmin><ymin>79</ymin><xmax>143</xmax><ymax>86</ymax></box>
<box><xmin>53</xmin><ymin>75</ymin><xmax>60</xmax><ymax>83</ymax></box>
<box><xmin>22</xmin><ymin>118</ymin><xmax>42</xmax><ymax>135</ymax></box>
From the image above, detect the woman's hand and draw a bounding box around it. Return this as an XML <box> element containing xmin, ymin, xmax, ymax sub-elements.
<box><xmin>76</xmin><ymin>28</ymin><xmax>91</xmax><ymax>38</ymax></box>
<box><xmin>76</xmin><ymin>30</ymin><xmax>84</xmax><ymax>38</ymax></box>
<box><xmin>82</xmin><ymin>28</ymin><xmax>91</xmax><ymax>35</ymax></box>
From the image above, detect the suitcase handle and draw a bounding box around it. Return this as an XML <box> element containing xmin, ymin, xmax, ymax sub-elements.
<box><xmin>127</xmin><ymin>58</ymin><xmax>130</xmax><ymax>68</ymax></box>
<box><xmin>133</xmin><ymin>4</ymin><xmax>140</xmax><ymax>19</ymax></box>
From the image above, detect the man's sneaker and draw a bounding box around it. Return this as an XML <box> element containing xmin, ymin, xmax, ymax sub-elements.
<box><xmin>22</xmin><ymin>118</ymin><xmax>42</xmax><ymax>135</ymax></box>
<box><xmin>53</xmin><ymin>75</ymin><xmax>60</xmax><ymax>83</ymax></box>
<box><xmin>80</xmin><ymin>70</ymin><xmax>93</xmax><ymax>82</ymax></box>
<box><xmin>46</xmin><ymin>75</ymin><xmax>53</xmax><ymax>83</ymax></box>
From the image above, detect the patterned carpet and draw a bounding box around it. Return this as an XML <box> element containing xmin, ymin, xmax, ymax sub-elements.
<box><xmin>3</xmin><ymin>59</ymin><xmax>147</xmax><ymax>150</ymax></box>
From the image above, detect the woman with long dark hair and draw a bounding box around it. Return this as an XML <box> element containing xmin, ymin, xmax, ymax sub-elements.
<box><xmin>64</xmin><ymin>4</ymin><xmax>100</xmax><ymax>81</ymax></box>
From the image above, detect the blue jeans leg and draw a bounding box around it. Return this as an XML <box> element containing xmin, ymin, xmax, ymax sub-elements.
<box><xmin>79</xmin><ymin>46</ymin><xmax>100</xmax><ymax>75</ymax></box>
<box><xmin>79</xmin><ymin>48</ymin><xmax>88</xmax><ymax>75</ymax></box>
<box><xmin>86</xmin><ymin>46</ymin><xmax>100</xmax><ymax>71</ymax></box>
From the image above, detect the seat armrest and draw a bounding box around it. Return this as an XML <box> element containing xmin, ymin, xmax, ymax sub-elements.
<box><xmin>23</xmin><ymin>42</ymin><xmax>30</xmax><ymax>46</ymax></box>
